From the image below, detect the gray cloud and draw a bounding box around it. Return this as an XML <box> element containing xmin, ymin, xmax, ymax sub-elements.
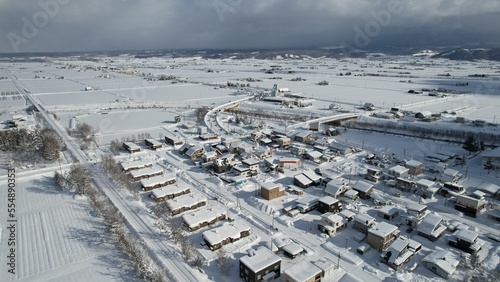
<box><xmin>0</xmin><ymin>0</ymin><xmax>499</xmax><ymax>53</ymax></box>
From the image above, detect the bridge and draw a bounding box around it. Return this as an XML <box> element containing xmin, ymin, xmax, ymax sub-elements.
<box><xmin>288</xmin><ymin>113</ymin><xmax>359</xmax><ymax>130</ymax></box>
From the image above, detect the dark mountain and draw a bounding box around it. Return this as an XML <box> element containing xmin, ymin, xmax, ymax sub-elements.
<box><xmin>431</xmin><ymin>48</ymin><xmax>500</xmax><ymax>61</ymax></box>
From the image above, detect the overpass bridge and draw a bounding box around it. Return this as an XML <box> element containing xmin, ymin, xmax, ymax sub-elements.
<box><xmin>288</xmin><ymin>113</ymin><xmax>359</xmax><ymax>130</ymax></box>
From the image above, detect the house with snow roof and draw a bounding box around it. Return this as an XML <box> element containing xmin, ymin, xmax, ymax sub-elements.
<box><xmin>283</xmin><ymin>260</ymin><xmax>322</xmax><ymax>282</ymax></box>
<box><xmin>417</xmin><ymin>213</ymin><xmax>446</xmax><ymax>241</ymax></box>
<box><xmin>448</xmin><ymin>229</ymin><xmax>484</xmax><ymax>254</ymax></box>
<box><xmin>351</xmin><ymin>180</ymin><xmax>373</xmax><ymax>199</ymax></box>
<box><xmin>324</xmin><ymin>179</ymin><xmax>349</xmax><ymax>198</ymax></box>
<box><xmin>240</xmin><ymin>247</ymin><xmax>281</xmax><ymax>282</ymax></box>
<box><xmin>366</xmin><ymin>222</ymin><xmax>400</xmax><ymax>251</ymax></box>
<box><xmin>380</xmin><ymin>236</ymin><xmax>421</xmax><ymax>270</ymax></box>
<box><xmin>202</xmin><ymin>221</ymin><xmax>251</xmax><ymax>251</ymax></box>
<box><xmin>353</xmin><ymin>213</ymin><xmax>376</xmax><ymax>234</ymax></box>
<box><xmin>422</xmin><ymin>248</ymin><xmax>460</xmax><ymax>279</ymax></box>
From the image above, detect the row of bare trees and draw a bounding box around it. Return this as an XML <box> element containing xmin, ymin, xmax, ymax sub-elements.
<box><xmin>54</xmin><ymin>164</ymin><xmax>167</xmax><ymax>282</ymax></box>
<box><xmin>100</xmin><ymin>155</ymin><xmax>138</xmax><ymax>198</ymax></box>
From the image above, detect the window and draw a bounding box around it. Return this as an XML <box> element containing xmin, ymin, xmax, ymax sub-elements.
<box><xmin>274</xmin><ymin>264</ymin><xmax>279</xmax><ymax>270</ymax></box>
<box><xmin>257</xmin><ymin>274</ymin><xmax>261</xmax><ymax>280</ymax></box>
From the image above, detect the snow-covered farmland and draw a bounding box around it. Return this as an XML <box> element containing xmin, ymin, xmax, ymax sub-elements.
<box><xmin>0</xmin><ymin>177</ymin><xmax>138</xmax><ymax>282</ymax></box>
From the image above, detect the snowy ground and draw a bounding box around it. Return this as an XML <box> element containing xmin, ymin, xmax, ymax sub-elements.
<box><xmin>0</xmin><ymin>177</ymin><xmax>138</xmax><ymax>282</ymax></box>
<box><xmin>1</xmin><ymin>56</ymin><xmax>499</xmax><ymax>282</ymax></box>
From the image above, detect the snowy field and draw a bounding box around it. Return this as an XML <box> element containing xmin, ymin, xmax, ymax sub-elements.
<box><xmin>0</xmin><ymin>177</ymin><xmax>138</xmax><ymax>282</ymax></box>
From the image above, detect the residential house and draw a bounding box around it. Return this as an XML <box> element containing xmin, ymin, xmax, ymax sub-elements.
<box><xmin>324</xmin><ymin>179</ymin><xmax>349</xmax><ymax>198</ymax></box>
<box><xmin>317</xmin><ymin>196</ymin><xmax>342</xmax><ymax>214</ymax></box>
<box><xmin>339</xmin><ymin>210</ymin><xmax>356</xmax><ymax>222</ymax></box>
<box><xmin>122</xmin><ymin>142</ymin><xmax>141</xmax><ymax>153</ymax></box>
<box><xmin>277</xmin><ymin>137</ymin><xmax>291</xmax><ymax>148</ymax></box>
<box><xmin>290</xmin><ymin>145</ymin><xmax>307</xmax><ymax>156</ymax></box>
<box><xmin>242</xmin><ymin>158</ymin><xmax>260</xmax><ymax>174</ymax></box>
<box><xmin>454</xmin><ymin>194</ymin><xmax>486</xmax><ymax>217</ymax></box>
<box><xmin>164</xmin><ymin>134</ymin><xmax>183</xmax><ymax>146</ymax></box>
<box><xmin>416</xmin><ymin>179</ymin><xmax>439</xmax><ymax>198</ymax></box>
<box><xmin>313</xmin><ymin>258</ymin><xmax>336</xmax><ymax>281</ymax></box>
<box><xmin>199</xmin><ymin>133</ymin><xmax>218</xmax><ymax>141</ymax></box>
<box><xmin>279</xmin><ymin>158</ymin><xmax>301</xmax><ymax>170</ymax></box>
<box><xmin>352</xmin><ymin>180</ymin><xmax>373</xmax><ymax>199</ymax></box>
<box><xmin>422</xmin><ymin>249</ymin><xmax>460</xmax><ymax>279</ymax></box>
<box><xmin>341</xmin><ymin>189</ymin><xmax>359</xmax><ymax>202</ymax></box>
<box><xmin>388</xmin><ymin>165</ymin><xmax>409</xmax><ymax>178</ymax></box>
<box><xmin>213</xmin><ymin>154</ymin><xmax>235</xmax><ymax>173</ymax></box>
<box><xmin>144</xmin><ymin>138</ymin><xmax>162</xmax><ymax>150</ymax></box>
<box><xmin>328</xmin><ymin>142</ymin><xmax>352</xmax><ymax>155</ymax></box>
<box><xmin>396</xmin><ymin>177</ymin><xmax>415</xmax><ymax>192</ymax></box>
<box><xmin>120</xmin><ymin>160</ymin><xmax>153</xmax><ymax>172</ymax></box>
<box><xmin>436</xmin><ymin>168</ymin><xmax>461</xmax><ymax>184</ymax></box>
<box><xmin>283</xmin><ymin>260</ymin><xmax>322</xmax><ymax>282</ymax></box>
<box><xmin>233</xmin><ymin>165</ymin><xmax>251</xmax><ymax>177</ymax></box>
<box><xmin>294</xmin><ymin>173</ymin><xmax>313</xmax><ymax>188</ymax></box>
<box><xmin>240</xmin><ymin>247</ymin><xmax>281</xmax><ymax>282</ymax></box>
<box><xmin>475</xmin><ymin>183</ymin><xmax>499</xmax><ymax>198</ymax></box>
<box><xmin>203</xmin><ymin>221</ymin><xmax>251</xmax><ymax>251</ymax></box>
<box><xmin>353</xmin><ymin>213</ymin><xmax>376</xmax><ymax>234</ymax></box>
<box><xmin>405</xmin><ymin>160</ymin><xmax>423</xmax><ymax>175</ymax></box>
<box><xmin>371</xmin><ymin>192</ymin><xmax>392</xmax><ymax>206</ymax></box>
<box><xmin>182</xmin><ymin>206</ymin><xmax>226</xmax><ymax>231</ymax></box>
<box><xmin>129</xmin><ymin>165</ymin><xmax>164</xmax><ymax>182</ymax></box>
<box><xmin>179</xmin><ymin>143</ymin><xmax>194</xmax><ymax>155</ymax></box>
<box><xmin>380</xmin><ymin>237</ymin><xmax>422</xmax><ymax>270</ymax></box>
<box><xmin>166</xmin><ymin>193</ymin><xmax>207</xmax><ymax>216</ymax></box>
<box><xmin>406</xmin><ymin>203</ymin><xmax>427</xmax><ymax>219</ymax></box>
<box><xmin>185</xmin><ymin>145</ymin><xmax>205</xmax><ymax>160</ymax></box>
<box><xmin>150</xmin><ymin>184</ymin><xmax>190</xmax><ymax>202</ymax></box>
<box><xmin>417</xmin><ymin>213</ymin><xmax>446</xmax><ymax>242</ymax></box>
<box><xmin>261</xmin><ymin>182</ymin><xmax>285</xmax><ymax>200</ymax></box>
<box><xmin>365</xmin><ymin>167</ymin><xmax>382</xmax><ymax>183</ymax></box>
<box><xmin>140</xmin><ymin>174</ymin><xmax>176</xmax><ymax>191</ymax></box>
<box><xmin>202</xmin><ymin>150</ymin><xmax>220</xmax><ymax>163</ymax></box>
<box><xmin>448</xmin><ymin>229</ymin><xmax>484</xmax><ymax>254</ymax></box>
<box><xmin>377</xmin><ymin>206</ymin><xmax>399</xmax><ymax>221</ymax></box>
<box><xmin>318</xmin><ymin>212</ymin><xmax>347</xmax><ymax>236</ymax></box>
<box><xmin>305</xmin><ymin>150</ymin><xmax>323</xmax><ymax>163</ymax></box>
<box><xmin>294</xmin><ymin>131</ymin><xmax>314</xmax><ymax>144</ymax></box>
<box><xmin>366</xmin><ymin>222</ymin><xmax>400</xmax><ymax>251</ymax></box>
<box><xmin>302</xmin><ymin>170</ymin><xmax>322</xmax><ymax>186</ymax></box>
<box><xmin>295</xmin><ymin>196</ymin><xmax>320</xmax><ymax>213</ymax></box>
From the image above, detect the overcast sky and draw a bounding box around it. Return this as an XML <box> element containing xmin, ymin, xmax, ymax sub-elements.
<box><xmin>1</xmin><ymin>0</ymin><xmax>499</xmax><ymax>53</ymax></box>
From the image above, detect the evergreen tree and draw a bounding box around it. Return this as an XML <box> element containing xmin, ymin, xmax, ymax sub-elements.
<box><xmin>463</xmin><ymin>135</ymin><xmax>479</xmax><ymax>155</ymax></box>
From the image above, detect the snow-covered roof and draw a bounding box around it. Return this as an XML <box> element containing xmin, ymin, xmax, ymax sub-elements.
<box><xmin>339</xmin><ymin>210</ymin><xmax>356</xmax><ymax>219</ymax></box>
<box><xmin>405</xmin><ymin>160</ymin><xmax>422</xmax><ymax>167</ymax></box>
<box><xmin>322</xmin><ymin>212</ymin><xmax>344</xmax><ymax>224</ymax></box>
<box><xmin>260</xmin><ymin>182</ymin><xmax>282</xmax><ymax>191</ymax></box>
<box><xmin>476</xmin><ymin>183</ymin><xmax>499</xmax><ymax>195</ymax></box>
<box><xmin>389</xmin><ymin>165</ymin><xmax>409</xmax><ymax>174</ymax></box>
<box><xmin>417</xmin><ymin>213</ymin><xmax>443</xmax><ymax>236</ymax></box>
<box><xmin>483</xmin><ymin>147</ymin><xmax>500</xmax><ymax>158</ymax></box>
<box><xmin>120</xmin><ymin>160</ymin><xmax>153</xmax><ymax>171</ymax></box>
<box><xmin>416</xmin><ymin>179</ymin><xmax>435</xmax><ymax>188</ymax></box>
<box><xmin>242</xmin><ymin>158</ymin><xmax>259</xmax><ymax>166</ymax></box>
<box><xmin>295</xmin><ymin>130</ymin><xmax>312</xmax><ymax>139</ymax></box>
<box><xmin>145</xmin><ymin>138</ymin><xmax>162</xmax><ymax>146</ymax></box>
<box><xmin>166</xmin><ymin>193</ymin><xmax>206</xmax><ymax>211</ymax></box>
<box><xmin>123</xmin><ymin>142</ymin><xmax>141</xmax><ymax>150</ymax></box>
<box><xmin>302</xmin><ymin>170</ymin><xmax>321</xmax><ymax>182</ymax></box>
<box><xmin>240</xmin><ymin>246</ymin><xmax>281</xmax><ymax>273</ymax></box>
<box><xmin>129</xmin><ymin>165</ymin><xmax>163</xmax><ymax>179</ymax></box>
<box><xmin>279</xmin><ymin>157</ymin><xmax>301</xmax><ymax>163</ymax></box>
<box><xmin>313</xmin><ymin>257</ymin><xmax>335</xmax><ymax>273</ymax></box>
<box><xmin>422</xmin><ymin>249</ymin><xmax>459</xmax><ymax>277</ymax></box>
<box><xmin>294</xmin><ymin>174</ymin><xmax>313</xmax><ymax>186</ymax></box>
<box><xmin>352</xmin><ymin>180</ymin><xmax>373</xmax><ymax>193</ymax></box>
<box><xmin>319</xmin><ymin>195</ymin><xmax>339</xmax><ymax>206</ymax></box>
<box><xmin>283</xmin><ymin>242</ymin><xmax>303</xmax><ymax>256</ymax></box>
<box><xmin>344</xmin><ymin>189</ymin><xmax>358</xmax><ymax>198</ymax></box>
<box><xmin>140</xmin><ymin>174</ymin><xmax>176</xmax><ymax>188</ymax></box>
<box><xmin>284</xmin><ymin>260</ymin><xmax>321</xmax><ymax>282</ymax></box>
<box><xmin>456</xmin><ymin>229</ymin><xmax>478</xmax><ymax>243</ymax></box>
<box><xmin>378</xmin><ymin>206</ymin><xmax>399</xmax><ymax>216</ymax></box>
<box><xmin>296</xmin><ymin>195</ymin><xmax>319</xmax><ymax>206</ymax></box>
<box><xmin>383</xmin><ymin>237</ymin><xmax>421</xmax><ymax>266</ymax></box>
<box><xmin>443</xmin><ymin>168</ymin><xmax>459</xmax><ymax>176</ymax></box>
<box><xmin>406</xmin><ymin>203</ymin><xmax>427</xmax><ymax>212</ymax></box>
<box><xmin>202</xmin><ymin>221</ymin><xmax>250</xmax><ymax>246</ymax></box>
<box><xmin>151</xmin><ymin>184</ymin><xmax>190</xmax><ymax>199</ymax></box>
<box><xmin>368</xmin><ymin>222</ymin><xmax>398</xmax><ymax>238</ymax></box>
<box><xmin>182</xmin><ymin>206</ymin><xmax>226</xmax><ymax>229</ymax></box>
<box><xmin>306</xmin><ymin>150</ymin><xmax>323</xmax><ymax>159</ymax></box>
<box><xmin>354</xmin><ymin>213</ymin><xmax>375</xmax><ymax>225</ymax></box>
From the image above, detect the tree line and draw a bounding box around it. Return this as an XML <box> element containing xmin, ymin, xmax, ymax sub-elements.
<box><xmin>0</xmin><ymin>127</ymin><xmax>63</xmax><ymax>160</ymax></box>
